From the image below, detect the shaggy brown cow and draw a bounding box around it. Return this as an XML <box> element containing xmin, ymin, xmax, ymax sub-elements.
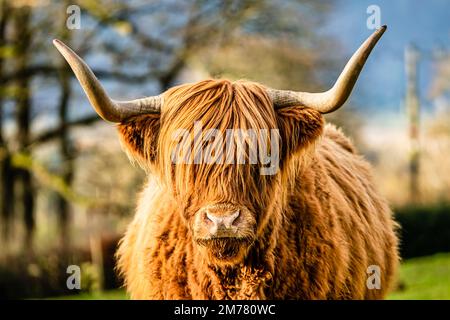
<box><xmin>54</xmin><ymin>26</ymin><xmax>399</xmax><ymax>299</ymax></box>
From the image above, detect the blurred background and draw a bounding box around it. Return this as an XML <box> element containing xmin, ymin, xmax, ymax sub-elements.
<box><xmin>0</xmin><ymin>0</ymin><xmax>448</xmax><ymax>299</ymax></box>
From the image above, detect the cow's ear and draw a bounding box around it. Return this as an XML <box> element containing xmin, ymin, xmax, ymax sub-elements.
<box><xmin>276</xmin><ymin>107</ymin><xmax>324</xmax><ymax>158</ymax></box>
<box><xmin>117</xmin><ymin>114</ymin><xmax>160</xmax><ymax>166</ymax></box>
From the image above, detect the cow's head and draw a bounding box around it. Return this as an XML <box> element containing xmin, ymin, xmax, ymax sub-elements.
<box><xmin>53</xmin><ymin>26</ymin><xmax>386</xmax><ymax>266</ymax></box>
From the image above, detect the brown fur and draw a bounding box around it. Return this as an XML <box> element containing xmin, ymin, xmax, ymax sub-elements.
<box><xmin>115</xmin><ymin>79</ymin><xmax>399</xmax><ymax>299</ymax></box>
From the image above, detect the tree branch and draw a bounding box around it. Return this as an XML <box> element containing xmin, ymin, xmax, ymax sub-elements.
<box><xmin>0</xmin><ymin>64</ymin><xmax>159</xmax><ymax>84</ymax></box>
<box><xmin>30</xmin><ymin>114</ymin><xmax>100</xmax><ymax>146</ymax></box>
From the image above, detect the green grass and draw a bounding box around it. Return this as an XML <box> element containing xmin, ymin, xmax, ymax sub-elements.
<box><xmin>54</xmin><ymin>253</ymin><xmax>450</xmax><ymax>300</ymax></box>
<box><xmin>388</xmin><ymin>253</ymin><xmax>450</xmax><ymax>300</ymax></box>
<box><xmin>51</xmin><ymin>289</ymin><xmax>128</xmax><ymax>300</ymax></box>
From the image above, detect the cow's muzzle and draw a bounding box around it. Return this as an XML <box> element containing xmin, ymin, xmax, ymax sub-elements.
<box><xmin>193</xmin><ymin>203</ymin><xmax>256</xmax><ymax>240</ymax></box>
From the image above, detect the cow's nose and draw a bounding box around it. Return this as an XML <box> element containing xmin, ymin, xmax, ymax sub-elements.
<box><xmin>204</xmin><ymin>210</ymin><xmax>240</xmax><ymax>235</ymax></box>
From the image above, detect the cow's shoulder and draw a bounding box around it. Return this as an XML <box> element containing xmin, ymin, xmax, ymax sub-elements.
<box><xmin>321</xmin><ymin>123</ymin><xmax>356</xmax><ymax>154</ymax></box>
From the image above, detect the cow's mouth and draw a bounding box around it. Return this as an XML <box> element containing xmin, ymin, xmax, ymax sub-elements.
<box><xmin>195</xmin><ymin>237</ymin><xmax>253</xmax><ymax>262</ymax></box>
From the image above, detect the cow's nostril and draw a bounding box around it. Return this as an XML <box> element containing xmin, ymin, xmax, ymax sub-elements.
<box><xmin>230</xmin><ymin>211</ymin><xmax>240</xmax><ymax>226</ymax></box>
<box><xmin>205</xmin><ymin>212</ymin><xmax>214</xmax><ymax>224</ymax></box>
<box><xmin>221</xmin><ymin>210</ymin><xmax>240</xmax><ymax>228</ymax></box>
<box><xmin>228</xmin><ymin>211</ymin><xmax>240</xmax><ymax>226</ymax></box>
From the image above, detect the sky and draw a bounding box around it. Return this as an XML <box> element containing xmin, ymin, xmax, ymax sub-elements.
<box><xmin>27</xmin><ymin>0</ymin><xmax>449</xmax><ymax>131</ymax></box>
<box><xmin>320</xmin><ymin>0</ymin><xmax>449</xmax><ymax>120</ymax></box>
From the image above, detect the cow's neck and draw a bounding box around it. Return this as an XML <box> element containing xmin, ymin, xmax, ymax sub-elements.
<box><xmin>205</xmin><ymin>261</ymin><xmax>273</xmax><ymax>299</ymax></box>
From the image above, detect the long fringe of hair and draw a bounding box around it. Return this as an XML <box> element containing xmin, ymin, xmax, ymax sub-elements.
<box><xmin>158</xmin><ymin>79</ymin><xmax>279</xmax><ymax>208</ymax></box>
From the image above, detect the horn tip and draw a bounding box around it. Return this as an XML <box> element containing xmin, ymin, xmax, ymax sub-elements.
<box><xmin>372</xmin><ymin>25</ymin><xmax>387</xmax><ymax>39</ymax></box>
<box><xmin>52</xmin><ymin>39</ymin><xmax>61</xmax><ymax>46</ymax></box>
<box><xmin>52</xmin><ymin>39</ymin><xmax>67</xmax><ymax>52</ymax></box>
<box><xmin>52</xmin><ymin>39</ymin><xmax>77</xmax><ymax>61</ymax></box>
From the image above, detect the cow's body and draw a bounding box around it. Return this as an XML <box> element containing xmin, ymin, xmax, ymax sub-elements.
<box><xmin>117</xmin><ymin>124</ymin><xmax>399</xmax><ymax>299</ymax></box>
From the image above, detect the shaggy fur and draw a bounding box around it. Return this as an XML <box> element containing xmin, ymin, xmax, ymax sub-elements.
<box><xmin>116</xmin><ymin>79</ymin><xmax>399</xmax><ymax>299</ymax></box>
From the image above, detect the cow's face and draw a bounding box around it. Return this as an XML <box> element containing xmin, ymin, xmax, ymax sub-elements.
<box><xmin>119</xmin><ymin>79</ymin><xmax>324</xmax><ymax>266</ymax></box>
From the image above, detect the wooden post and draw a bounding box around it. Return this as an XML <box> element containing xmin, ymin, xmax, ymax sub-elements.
<box><xmin>405</xmin><ymin>45</ymin><xmax>421</xmax><ymax>203</ymax></box>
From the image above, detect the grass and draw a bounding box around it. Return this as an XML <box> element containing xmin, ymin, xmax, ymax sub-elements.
<box><xmin>388</xmin><ymin>253</ymin><xmax>450</xmax><ymax>300</ymax></box>
<box><xmin>52</xmin><ymin>289</ymin><xmax>128</xmax><ymax>300</ymax></box>
<box><xmin>55</xmin><ymin>253</ymin><xmax>450</xmax><ymax>300</ymax></box>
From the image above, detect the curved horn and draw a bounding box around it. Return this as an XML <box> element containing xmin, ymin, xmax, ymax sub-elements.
<box><xmin>268</xmin><ymin>25</ymin><xmax>387</xmax><ymax>113</ymax></box>
<box><xmin>53</xmin><ymin>39</ymin><xmax>162</xmax><ymax>122</ymax></box>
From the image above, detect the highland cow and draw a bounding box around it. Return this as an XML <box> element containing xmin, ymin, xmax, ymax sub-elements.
<box><xmin>53</xmin><ymin>25</ymin><xmax>399</xmax><ymax>299</ymax></box>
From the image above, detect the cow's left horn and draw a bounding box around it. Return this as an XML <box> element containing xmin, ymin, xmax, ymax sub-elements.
<box><xmin>268</xmin><ymin>25</ymin><xmax>387</xmax><ymax>113</ymax></box>
<box><xmin>53</xmin><ymin>39</ymin><xmax>162</xmax><ymax>122</ymax></box>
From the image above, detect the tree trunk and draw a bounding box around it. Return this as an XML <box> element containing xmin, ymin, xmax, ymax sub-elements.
<box><xmin>1</xmin><ymin>156</ymin><xmax>15</xmax><ymax>243</ymax></box>
<box><xmin>0</xmin><ymin>0</ymin><xmax>14</xmax><ymax>244</ymax></box>
<box><xmin>55</xmin><ymin>6</ymin><xmax>74</xmax><ymax>250</ymax></box>
<box><xmin>56</xmin><ymin>64</ymin><xmax>73</xmax><ymax>249</ymax></box>
<box><xmin>13</xmin><ymin>6</ymin><xmax>34</xmax><ymax>252</ymax></box>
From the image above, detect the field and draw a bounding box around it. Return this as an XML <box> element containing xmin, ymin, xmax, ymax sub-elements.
<box><xmin>388</xmin><ymin>253</ymin><xmax>450</xmax><ymax>300</ymax></box>
<box><xmin>55</xmin><ymin>253</ymin><xmax>450</xmax><ymax>300</ymax></box>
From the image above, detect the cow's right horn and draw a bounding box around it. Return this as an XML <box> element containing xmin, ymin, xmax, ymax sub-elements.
<box><xmin>268</xmin><ymin>25</ymin><xmax>387</xmax><ymax>113</ymax></box>
<box><xmin>53</xmin><ymin>39</ymin><xmax>162</xmax><ymax>123</ymax></box>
